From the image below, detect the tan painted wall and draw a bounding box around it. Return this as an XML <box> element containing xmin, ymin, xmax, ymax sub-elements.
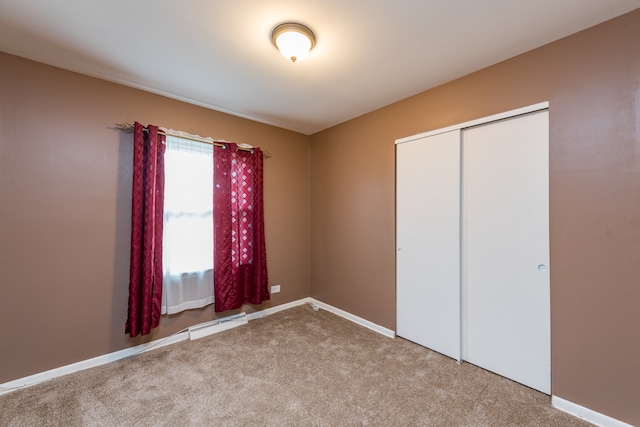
<box><xmin>0</xmin><ymin>53</ymin><xmax>310</xmax><ymax>383</ymax></box>
<box><xmin>310</xmin><ymin>10</ymin><xmax>640</xmax><ymax>425</ymax></box>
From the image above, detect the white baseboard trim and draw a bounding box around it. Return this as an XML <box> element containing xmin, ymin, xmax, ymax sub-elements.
<box><xmin>0</xmin><ymin>330</ymin><xmax>189</xmax><ymax>395</ymax></box>
<box><xmin>552</xmin><ymin>396</ymin><xmax>633</xmax><ymax>427</ymax></box>
<box><xmin>308</xmin><ymin>298</ymin><xmax>396</xmax><ymax>338</ymax></box>
<box><xmin>249</xmin><ymin>297</ymin><xmax>395</xmax><ymax>338</ymax></box>
<box><xmin>0</xmin><ymin>297</ymin><xmax>393</xmax><ymax>396</ymax></box>
<box><xmin>246</xmin><ymin>298</ymin><xmax>309</xmax><ymax>320</ymax></box>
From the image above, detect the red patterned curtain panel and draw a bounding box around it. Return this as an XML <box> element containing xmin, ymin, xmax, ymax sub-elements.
<box><xmin>126</xmin><ymin>122</ymin><xmax>166</xmax><ymax>337</ymax></box>
<box><xmin>213</xmin><ymin>143</ymin><xmax>270</xmax><ymax>312</ymax></box>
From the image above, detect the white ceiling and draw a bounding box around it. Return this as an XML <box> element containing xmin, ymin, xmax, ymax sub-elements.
<box><xmin>1</xmin><ymin>1</ymin><xmax>638</xmax><ymax>135</ymax></box>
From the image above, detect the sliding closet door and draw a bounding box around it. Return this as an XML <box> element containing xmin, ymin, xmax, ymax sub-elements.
<box><xmin>396</xmin><ymin>130</ymin><xmax>461</xmax><ymax>361</ymax></box>
<box><xmin>462</xmin><ymin>110</ymin><xmax>550</xmax><ymax>393</ymax></box>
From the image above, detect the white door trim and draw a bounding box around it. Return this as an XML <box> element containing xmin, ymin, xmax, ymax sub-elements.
<box><xmin>395</xmin><ymin>101</ymin><xmax>549</xmax><ymax>145</ymax></box>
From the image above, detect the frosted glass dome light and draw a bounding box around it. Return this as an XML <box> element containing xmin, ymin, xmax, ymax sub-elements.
<box><xmin>271</xmin><ymin>23</ymin><xmax>316</xmax><ymax>63</ymax></box>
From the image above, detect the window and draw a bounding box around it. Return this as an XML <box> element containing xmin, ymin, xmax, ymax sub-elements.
<box><xmin>161</xmin><ymin>135</ymin><xmax>214</xmax><ymax>314</ymax></box>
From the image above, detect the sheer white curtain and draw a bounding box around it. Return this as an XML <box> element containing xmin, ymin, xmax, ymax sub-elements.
<box><xmin>161</xmin><ymin>135</ymin><xmax>214</xmax><ymax>315</ymax></box>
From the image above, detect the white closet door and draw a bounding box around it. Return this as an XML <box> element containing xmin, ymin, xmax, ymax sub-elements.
<box><xmin>462</xmin><ymin>110</ymin><xmax>550</xmax><ymax>393</ymax></box>
<box><xmin>396</xmin><ymin>130</ymin><xmax>461</xmax><ymax>360</ymax></box>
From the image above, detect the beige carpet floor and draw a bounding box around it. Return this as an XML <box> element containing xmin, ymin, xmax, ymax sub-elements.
<box><xmin>0</xmin><ymin>304</ymin><xmax>591</xmax><ymax>426</ymax></box>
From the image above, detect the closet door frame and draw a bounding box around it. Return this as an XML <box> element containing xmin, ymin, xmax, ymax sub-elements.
<box><xmin>395</xmin><ymin>101</ymin><xmax>549</xmax><ymax>377</ymax></box>
<box><xmin>396</xmin><ymin>102</ymin><xmax>549</xmax><ymax>146</ymax></box>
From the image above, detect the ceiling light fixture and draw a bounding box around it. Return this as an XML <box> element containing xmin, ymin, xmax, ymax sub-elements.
<box><xmin>271</xmin><ymin>22</ymin><xmax>316</xmax><ymax>63</ymax></box>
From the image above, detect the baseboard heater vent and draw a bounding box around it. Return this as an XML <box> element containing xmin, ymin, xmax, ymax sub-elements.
<box><xmin>187</xmin><ymin>312</ymin><xmax>248</xmax><ymax>341</ymax></box>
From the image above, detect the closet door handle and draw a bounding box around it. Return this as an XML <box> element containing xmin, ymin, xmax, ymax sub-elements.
<box><xmin>537</xmin><ymin>264</ymin><xmax>548</xmax><ymax>272</ymax></box>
